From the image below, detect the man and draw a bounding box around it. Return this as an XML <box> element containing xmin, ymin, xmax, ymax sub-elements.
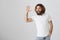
<box><xmin>25</xmin><ymin>3</ymin><xmax>53</xmax><ymax>40</ymax></box>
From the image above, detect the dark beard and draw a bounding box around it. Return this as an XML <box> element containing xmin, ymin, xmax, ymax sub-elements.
<box><xmin>36</xmin><ymin>11</ymin><xmax>43</xmax><ymax>15</ymax></box>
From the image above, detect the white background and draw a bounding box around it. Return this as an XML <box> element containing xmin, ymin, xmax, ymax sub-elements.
<box><xmin>0</xmin><ymin>0</ymin><xmax>60</xmax><ymax>40</ymax></box>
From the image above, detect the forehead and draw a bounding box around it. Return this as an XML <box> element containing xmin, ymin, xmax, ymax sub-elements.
<box><xmin>36</xmin><ymin>6</ymin><xmax>41</xmax><ymax>8</ymax></box>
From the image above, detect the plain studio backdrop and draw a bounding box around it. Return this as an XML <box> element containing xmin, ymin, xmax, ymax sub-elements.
<box><xmin>0</xmin><ymin>0</ymin><xmax>60</xmax><ymax>40</ymax></box>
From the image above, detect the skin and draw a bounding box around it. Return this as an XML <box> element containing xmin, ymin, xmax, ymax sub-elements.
<box><xmin>35</xmin><ymin>6</ymin><xmax>42</xmax><ymax>14</ymax></box>
<box><xmin>25</xmin><ymin>5</ymin><xmax>53</xmax><ymax>37</ymax></box>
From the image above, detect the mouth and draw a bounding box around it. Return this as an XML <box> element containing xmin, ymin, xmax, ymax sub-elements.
<box><xmin>37</xmin><ymin>11</ymin><xmax>41</xmax><ymax>13</ymax></box>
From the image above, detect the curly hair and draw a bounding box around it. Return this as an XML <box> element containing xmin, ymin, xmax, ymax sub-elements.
<box><xmin>35</xmin><ymin>3</ymin><xmax>46</xmax><ymax>14</ymax></box>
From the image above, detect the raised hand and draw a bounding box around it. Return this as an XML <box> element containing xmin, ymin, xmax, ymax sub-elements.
<box><xmin>26</xmin><ymin>5</ymin><xmax>31</xmax><ymax>13</ymax></box>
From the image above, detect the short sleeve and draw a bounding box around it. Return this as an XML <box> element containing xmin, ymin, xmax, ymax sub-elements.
<box><xmin>48</xmin><ymin>15</ymin><xmax>52</xmax><ymax>21</ymax></box>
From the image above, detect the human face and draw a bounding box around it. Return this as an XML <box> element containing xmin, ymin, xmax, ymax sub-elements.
<box><xmin>35</xmin><ymin>6</ymin><xmax>42</xmax><ymax>15</ymax></box>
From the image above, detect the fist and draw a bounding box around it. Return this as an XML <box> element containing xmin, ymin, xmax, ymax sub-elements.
<box><xmin>26</xmin><ymin>5</ymin><xmax>31</xmax><ymax>13</ymax></box>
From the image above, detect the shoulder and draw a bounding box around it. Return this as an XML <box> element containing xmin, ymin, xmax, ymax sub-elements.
<box><xmin>46</xmin><ymin>14</ymin><xmax>52</xmax><ymax>21</ymax></box>
<box><xmin>45</xmin><ymin>13</ymin><xmax>51</xmax><ymax>17</ymax></box>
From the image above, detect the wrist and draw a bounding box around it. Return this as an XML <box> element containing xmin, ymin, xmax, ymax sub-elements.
<box><xmin>48</xmin><ymin>32</ymin><xmax>52</xmax><ymax>37</ymax></box>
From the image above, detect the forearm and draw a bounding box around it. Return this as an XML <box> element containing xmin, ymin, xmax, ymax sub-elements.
<box><xmin>49</xmin><ymin>21</ymin><xmax>53</xmax><ymax>35</ymax></box>
<box><xmin>25</xmin><ymin>6</ymin><xmax>32</xmax><ymax>22</ymax></box>
<box><xmin>26</xmin><ymin>12</ymin><xmax>28</xmax><ymax>21</ymax></box>
<box><xmin>49</xmin><ymin>25</ymin><xmax>53</xmax><ymax>34</ymax></box>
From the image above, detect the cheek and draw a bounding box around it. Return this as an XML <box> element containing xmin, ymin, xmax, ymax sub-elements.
<box><xmin>36</xmin><ymin>9</ymin><xmax>42</xmax><ymax>11</ymax></box>
<box><xmin>35</xmin><ymin>9</ymin><xmax>38</xmax><ymax>12</ymax></box>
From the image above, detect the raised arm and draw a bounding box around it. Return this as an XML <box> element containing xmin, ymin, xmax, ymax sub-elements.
<box><xmin>25</xmin><ymin>6</ymin><xmax>33</xmax><ymax>22</ymax></box>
